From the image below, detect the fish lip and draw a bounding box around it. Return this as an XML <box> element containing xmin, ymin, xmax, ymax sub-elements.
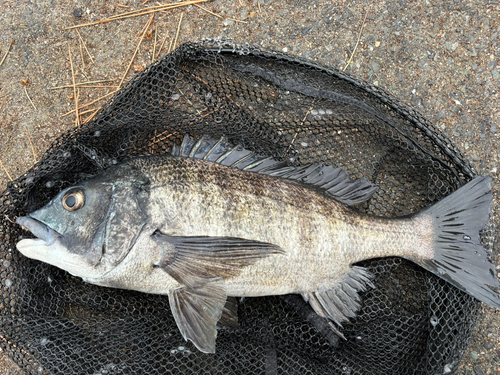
<box><xmin>16</xmin><ymin>216</ymin><xmax>62</xmax><ymax>246</ymax></box>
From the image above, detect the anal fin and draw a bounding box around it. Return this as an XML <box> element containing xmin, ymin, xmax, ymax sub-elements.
<box><xmin>218</xmin><ymin>296</ymin><xmax>239</xmax><ymax>329</ymax></box>
<box><xmin>302</xmin><ymin>266</ymin><xmax>375</xmax><ymax>338</ymax></box>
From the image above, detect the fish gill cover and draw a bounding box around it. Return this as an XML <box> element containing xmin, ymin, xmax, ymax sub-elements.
<box><xmin>0</xmin><ymin>40</ymin><xmax>495</xmax><ymax>374</ymax></box>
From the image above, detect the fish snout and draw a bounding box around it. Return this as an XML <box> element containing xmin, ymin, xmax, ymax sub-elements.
<box><xmin>16</xmin><ymin>216</ymin><xmax>61</xmax><ymax>245</ymax></box>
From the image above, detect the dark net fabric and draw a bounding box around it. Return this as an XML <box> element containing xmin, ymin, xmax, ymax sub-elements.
<box><xmin>0</xmin><ymin>40</ymin><xmax>490</xmax><ymax>374</ymax></box>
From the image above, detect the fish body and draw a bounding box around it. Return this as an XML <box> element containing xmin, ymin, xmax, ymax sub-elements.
<box><xmin>103</xmin><ymin>156</ymin><xmax>423</xmax><ymax>296</ymax></box>
<box><xmin>16</xmin><ymin>134</ymin><xmax>500</xmax><ymax>353</ymax></box>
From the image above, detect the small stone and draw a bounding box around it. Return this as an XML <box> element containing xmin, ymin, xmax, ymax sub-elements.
<box><xmin>446</xmin><ymin>42</ymin><xmax>459</xmax><ymax>51</ymax></box>
<box><xmin>73</xmin><ymin>8</ymin><xmax>82</xmax><ymax>18</ymax></box>
<box><xmin>436</xmin><ymin>109</ymin><xmax>446</xmax><ymax>121</ymax></box>
<box><xmin>484</xmin><ymin>341</ymin><xmax>494</xmax><ymax>349</ymax></box>
<box><xmin>222</xmin><ymin>19</ymin><xmax>234</xmax><ymax>27</ymax></box>
<box><xmin>473</xmin><ymin>366</ymin><xmax>485</xmax><ymax>375</ymax></box>
<box><xmin>375</xmin><ymin>41</ymin><xmax>380</xmax><ymax>47</ymax></box>
<box><xmin>492</xmin><ymin>70</ymin><xmax>499</xmax><ymax>79</ymax></box>
<box><xmin>470</xmin><ymin>350</ymin><xmax>478</xmax><ymax>360</ymax></box>
<box><xmin>491</xmin><ymin>124</ymin><xmax>498</xmax><ymax>133</ymax></box>
<box><xmin>371</xmin><ymin>62</ymin><xmax>380</xmax><ymax>73</ymax></box>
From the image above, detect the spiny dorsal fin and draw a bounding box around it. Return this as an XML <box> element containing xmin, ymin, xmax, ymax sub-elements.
<box><xmin>170</xmin><ymin>134</ymin><xmax>378</xmax><ymax>206</ymax></box>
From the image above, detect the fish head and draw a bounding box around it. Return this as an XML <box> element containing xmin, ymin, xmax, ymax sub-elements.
<box><xmin>16</xmin><ymin>164</ymin><xmax>150</xmax><ymax>280</ymax></box>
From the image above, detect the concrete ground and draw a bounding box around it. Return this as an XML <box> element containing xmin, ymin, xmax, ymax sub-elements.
<box><xmin>0</xmin><ymin>0</ymin><xmax>499</xmax><ymax>374</ymax></box>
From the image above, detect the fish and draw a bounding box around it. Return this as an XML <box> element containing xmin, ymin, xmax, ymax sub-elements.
<box><xmin>15</xmin><ymin>134</ymin><xmax>500</xmax><ymax>353</ymax></box>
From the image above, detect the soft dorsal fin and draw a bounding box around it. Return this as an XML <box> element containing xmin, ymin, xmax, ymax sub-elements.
<box><xmin>170</xmin><ymin>134</ymin><xmax>378</xmax><ymax>206</ymax></box>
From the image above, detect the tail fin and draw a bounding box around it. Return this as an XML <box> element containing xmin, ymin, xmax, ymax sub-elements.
<box><xmin>415</xmin><ymin>176</ymin><xmax>500</xmax><ymax>308</ymax></box>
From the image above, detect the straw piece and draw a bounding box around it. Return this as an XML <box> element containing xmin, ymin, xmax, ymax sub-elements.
<box><xmin>167</xmin><ymin>35</ymin><xmax>175</xmax><ymax>54</ymax></box>
<box><xmin>79</xmin><ymin>38</ymin><xmax>86</xmax><ymax>69</ymax></box>
<box><xmin>75</xmin><ymin>28</ymin><xmax>95</xmax><ymax>64</ymax></box>
<box><xmin>152</xmin><ymin>28</ymin><xmax>158</xmax><ymax>63</ymax></box>
<box><xmin>119</xmin><ymin>14</ymin><xmax>155</xmax><ymax>89</ymax></box>
<box><xmin>137</xmin><ymin>13</ymin><xmax>155</xmax><ymax>38</ymax></box>
<box><xmin>61</xmin><ymin>90</ymin><xmax>117</xmax><ymax>117</ymax></box>
<box><xmin>195</xmin><ymin>4</ymin><xmax>222</xmax><ymax>19</ymax></box>
<box><xmin>195</xmin><ymin>4</ymin><xmax>247</xmax><ymax>23</ymax></box>
<box><xmin>172</xmin><ymin>13</ymin><xmax>184</xmax><ymax>52</ymax></box>
<box><xmin>68</xmin><ymin>42</ymin><xmax>79</xmax><ymax>126</ymax></box>
<box><xmin>24</xmin><ymin>87</ymin><xmax>37</xmax><ymax>110</ymax></box>
<box><xmin>343</xmin><ymin>10</ymin><xmax>369</xmax><ymax>71</ymax></box>
<box><xmin>286</xmin><ymin>107</ymin><xmax>313</xmax><ymax>154</ymax></box>
<box><xmin>156</xmin><ymin>31</ymin><xmax>169</xmax><ymax>59</ymax></box>
<box><xmin>50</xmin><ymin>85</ymin><xmax>118</xmax><ymax>90</ymax></box>
<box><xmin>64</xmin><ymin>0</ymin><xmax>208</xmax><ymax>30</ymax></box>
<box><xmin>83</xmin><ymin>108</ymin><xmax>100</xmax><ymax>123</ymax></box>
<box><xmin>108</xmin><ymin>1</ymin><xmax>203</xmax><ymax>19</ymax></box>
<box><xmin>0</xmin><ymin>95</ymin><xmax>6</xmax><ymax>112</ymax></box>
<box><xmin>49</xmin><ymin>79</ymin><xmax>115</xmax><ymax>90</ymax></box>
<box><xmin>25</xmin><ymin>127</ymin><xmax>38</xmax><ymax>163</ymax></box>
<box><xmin>0</xmin><ymin>157</ymin><xmax>12</xmax><ymax>181</ymax></box>
<box><xmin>0</xmin><ymin>40</ymin><xmax>14</xmax><ymax>69</ymax></box>
<box><xmin>77</xmin><ymin>108</ymin><xmax>99</xmax><ymax>116</ymax></box>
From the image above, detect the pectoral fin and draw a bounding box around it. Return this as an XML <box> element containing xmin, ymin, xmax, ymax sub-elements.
<box><xmin>153</xmin><ymin>233</ymin><xmax>284</xmax><ymax>287</ymax></box>
<box><xmin>168</xmin><ymin>278</ymin><xmax>226</xmax><ymax>353</ymax></box>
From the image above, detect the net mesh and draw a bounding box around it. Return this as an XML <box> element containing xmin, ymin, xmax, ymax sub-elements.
<box><xmin>0</xmin><ymin>40</ymin><xmax>491</xmax><ymax>374</ymax></box>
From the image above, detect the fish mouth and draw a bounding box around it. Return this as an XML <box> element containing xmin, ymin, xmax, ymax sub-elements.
<box><xmin>16</xmin><ymin>216</ymin><xmax>62</xmax><ymax>246</ymax></box>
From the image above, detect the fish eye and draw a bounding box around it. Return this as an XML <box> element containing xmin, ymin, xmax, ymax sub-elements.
<box><xmin>62</xmin><ymin>188</ymin><xmax>85</xmax><ymax>211</ymax></box>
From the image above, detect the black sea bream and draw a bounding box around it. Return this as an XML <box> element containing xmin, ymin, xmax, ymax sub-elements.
<box><xmin>16</xmin><ymin>134</ymin><xmax>500</xmax><ymax>353</ymax></box>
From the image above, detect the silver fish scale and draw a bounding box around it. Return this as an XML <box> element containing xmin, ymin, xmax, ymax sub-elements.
<box><xmin>128</xmin><ymin>155</ymin><xmax>426</xmax><ymax>297</ymax></box>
